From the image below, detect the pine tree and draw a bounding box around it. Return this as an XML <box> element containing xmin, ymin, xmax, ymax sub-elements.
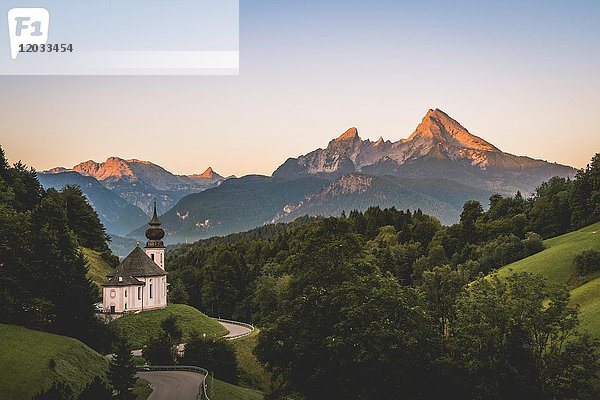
<box><xmin>61</xmin><ymin>185</ymin><xmax>110</xmax><ymax>251</ymax></box>
<box><xmin>32</xmin><ymin>382</ymin><xmax>74</xmax><ymax>400</ymax></box>
<box><xmin>108</xmin><ymin>333</ymin><xmax>137</xmax><ymax>400</ymax></box>
<box><xmin>77</xmin><ymin>376</ymin><xmax>112</xmax><ymax>400</ymax></box>
<box><xmin>30</xmin><ymin>189</ymin><xmax>97</xmax><ymax>339</ymax></box>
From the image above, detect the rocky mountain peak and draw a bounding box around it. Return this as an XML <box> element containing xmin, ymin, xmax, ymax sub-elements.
<box><xmin>334</xmin><ymin>127</ymin><xmax>360</xmax><ymax>142</ymax></box>
<box><xmin>407</xmin><ymin>108</ymin><xmax>499</xmax><ymax>152</ymax></box>
<box><xmin>74</xmin><ymin>157</ymin><xmax>134</xmax><ymax>180</ymax></box>
<box><xmin>190</xmin><ymin>167</ymin><xmax>223</xmax><ymax>181</ymax></box>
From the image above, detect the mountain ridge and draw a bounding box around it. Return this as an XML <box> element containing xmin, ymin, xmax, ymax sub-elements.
<box><xmin>37</xmin><ymin>170</ymin><xmax>149</xmax><ymax>236</ymax></box>
<box><xmin>44</xmin><ymin>157</ymin><xmax>224</xmax><ymax>215</ymax></box>
<box><xmin>272</xmin><ymin>108</ymin><xmax>575</xmax><ymax>195</ymax></box>
<box><xmin>44</xmin><ymin>108</ymin><xmax>579</xmax><ymax>246</ymax></box>
<box><xmin>71</xmin><ymin>157</ymin><xmax>223</xmax><ymax>187</ymax></box>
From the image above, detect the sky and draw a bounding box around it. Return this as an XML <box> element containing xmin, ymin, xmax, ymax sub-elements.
<box><xmin>1</xmin><ymin>0</ymin><xmax>600</xmax><ymax>177</ymax></box>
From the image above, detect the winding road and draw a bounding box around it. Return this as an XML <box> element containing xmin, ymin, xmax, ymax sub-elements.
<box><xmin>136</xmin><ymin>319</ymin><xmax>253</xmax><ymax>399</ymax></box>
<box><xmin>219</xmin><ymin>320</ymin><xmax>253</xmax><ymax>339</ymax></box>
<box><xmin>137</xmin><ymin>371</ymin><xmax>204</xmax><ymax>400</ymax></box>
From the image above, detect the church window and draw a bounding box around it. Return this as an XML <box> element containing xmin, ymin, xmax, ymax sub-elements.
<box><xmin>150</xmin><ymin>281</ymin><xmax>153</xmax><ymax>298</ymax></box>
<box><xmin>125</xmin><ymin>289</ymin><xmax>127</xmax><ymax>298</ymax></box>
<box><xmin>138</xmin><ymin>287</ymin><xmax>141</xmax><ymax>300</ymax></box>
<box><xmin>151</xmin><ymin>253</ymin><xmax>155</xmax><ymax>261</ymax></box>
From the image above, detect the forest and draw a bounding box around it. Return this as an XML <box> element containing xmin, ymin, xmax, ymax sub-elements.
<box><xmin>167</xmin><ymin>153</ymin><xmax>600</xmax><ymax>399</ymax></box>
<box><xmin>0</xmin><ymin>145</ymin><xmax>114</xmax><ymax>351</ymax></box>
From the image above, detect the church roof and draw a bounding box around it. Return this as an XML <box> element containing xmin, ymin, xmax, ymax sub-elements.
<box><xmin>102</xmin><ymin>274</ymin><xmax>144</xmax><ymax>287</ymax></box>
<box><xmin>107</xmin><ymin>245</ymin><xmax>167</xmax><ymax>279</ymax></box>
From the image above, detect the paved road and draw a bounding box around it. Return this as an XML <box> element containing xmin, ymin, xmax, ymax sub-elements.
<box><xmin>132</xmin><ymin>343</ymin><xmax>185</xmax><ymax>357</ymax></box>
<box><xmin>218</xmin><ymin>320</ymin><xmax>253</xmax><ymax>339</ymax></box>
<box><xmin>130</xmin><ymin>321</ymin><xmax>251</xmax><ymax>358</ymax></box>
<box><xmin>137</xmin><ymin>371</ymin><xmax>203</xmax><ymax>400</ymax></box>
<box><xmin>129</xmin><ymin>320</ymin><xmax>253</xmax><ymax>399</ymax></box>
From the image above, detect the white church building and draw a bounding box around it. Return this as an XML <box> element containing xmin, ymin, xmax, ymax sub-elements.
<box><xmin>102</xmin><ymin>203</ymin><xmax>168</xmax><ymax>314</ymax></box>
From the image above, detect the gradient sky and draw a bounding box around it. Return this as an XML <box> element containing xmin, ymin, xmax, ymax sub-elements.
<box><xmin>1</xmin><ymin>0</ymin><xmax>599</xmax><ymax>177</ymax></box>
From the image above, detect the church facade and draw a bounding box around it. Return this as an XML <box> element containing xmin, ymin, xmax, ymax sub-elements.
<box><xmin>102</xmin><ymin>204</ymin><xmax>168</xmax><ymax>314</ymax></box>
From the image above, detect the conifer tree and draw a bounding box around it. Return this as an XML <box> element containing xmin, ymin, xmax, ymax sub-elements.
<box><xmin>108</xmin><ymin>333</ymin><xmax>137</xmax><ymax>400</ymax></box>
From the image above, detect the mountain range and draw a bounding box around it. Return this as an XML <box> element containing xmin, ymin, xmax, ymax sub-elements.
<box><xmin>37</xmin><ymin>171</ymin><xmax>150</xmax><ymax>236</ymax></box>
<box><xmin>273</xmin><ymin>109</ymin><xmax>573</xmax><ymax>195</ymax></box>
<box><xmin>129</xmin><ymin>109</ymin><xmax>575</xmax><ymax>243</ymax></box>
<box><xmin>39</xmin><ymin>158</ymin><xmax>224</xmax><ymax>237</ymax></box>
<box><xmin>41</xmin><ymin>109</ymin><xmax>577</xmax><ymax>246</ymax></box>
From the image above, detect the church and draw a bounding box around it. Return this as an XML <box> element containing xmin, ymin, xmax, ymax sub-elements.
<box><xmin>102</xmin><ymin>203</ymin><xmax>168</xmax><ymax>314</ymax></box>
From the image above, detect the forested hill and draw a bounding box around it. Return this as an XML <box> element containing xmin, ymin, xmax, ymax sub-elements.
<box><xmin>0</xmin><ymin>145</ymin><xmax>118</xmax><ymax>352</ymax></box>
<box><xmin>167</xmin><ymin>153</ymin><xmax>600</xmax><ymax>399</ymax></box>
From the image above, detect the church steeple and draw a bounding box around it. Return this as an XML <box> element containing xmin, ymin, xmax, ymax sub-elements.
<box><xmin>145</xmin><ymin>202</ymin><xmax>165</xmax><ymax>245</ymax></box>
<box><xmin>148</xmin><ymin>201</ymin><xmax>161</xmax><ymax>227</ymax></box>
<box><xmin>144</xmin><ymin>202</ymin><xmax>165</xmax><ymax>268</ymax></box>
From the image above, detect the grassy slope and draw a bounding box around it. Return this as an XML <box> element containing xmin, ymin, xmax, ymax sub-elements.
<box><xmin>497</xmin><ymin>222</ymin><xmax>600</xmax><ymax>338</ymax></box>
<box><xmin>81</xmin><ymin>247</ymin><xmax>113</xmax><ymax>290</ymax></box>
<box><xmin>570</xmin><ymin>278</ymin><xmax>600</xmax><ymax>339</ymax></box>
<box><xmin>0</xmin><ymin>324</ymin><xmax>108</xmax><ymax>400</ymax></box>
<box><xmin>211</xmin><ymin>378</ymin><xmax>263</xmax><ymax>400</ymax></box>
<box><xmin>497</xmin><ymin>222</ymin><xmax>600</xmax><ymax>286</ymax></box>
<box><xmin>133</xmin><ymin>378</ymin><xmax>153</xmax><ymax>400</ymax></box>
<box><xmin>109</xmin><ymin>304</ymin><xmax>228</xmax><ymax>349</ymax></box>
<box><xmin>229</xmin><ymin>328</ymin><xmax>271</xmax><ymax>392</ymax></box>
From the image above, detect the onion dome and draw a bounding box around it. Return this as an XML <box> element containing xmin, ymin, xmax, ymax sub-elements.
<box><xmin>145</xmin><ymin>202</ymin><xmax>165</xmax><ymax>248</ymax></box>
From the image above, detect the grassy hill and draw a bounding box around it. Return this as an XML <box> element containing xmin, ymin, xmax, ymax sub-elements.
<box><xmin>229</xmin><ymin>328</ymin><xmax>271</xmax><ymax>392</ymax></box>
<box><xmin>211</xmin><ymin>378</ymin><xmax>263</xmax><ymax>400</ymax></box>
<box><xmin>570</xmin><ymin>278</ymin><xmax>600</xmax><ymax>339</ymax></box>
<box><xmin>81</xmin><ymin>247</ymin><xmax>114</xmax><ymax>291</ymax></box>
<box><xmin>0</xmin><ymin>324</ymin><xmax>109</xmax><ymax>400</ymax></box>
<box><xmin>109</xmin><ymin>304</ymin><xmax>228</xmax><ymax>349</ymax></box>
<box><xmin>497</xmin><ymin>222</ymin><xmax>600</xmax><ymax>286</ymax></box>
<box><xmin>497</xmin><ymin>221</ymin><xmax>600</xmax><ymax>338</ymax></box>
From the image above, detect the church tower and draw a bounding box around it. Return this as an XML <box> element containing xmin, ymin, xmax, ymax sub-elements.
<box><xmin>145</xmin><ymin>202</ymin><xmax>165</xmax><ymax>269</ymax></box>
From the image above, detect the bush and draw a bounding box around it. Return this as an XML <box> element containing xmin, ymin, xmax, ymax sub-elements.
<box><xmin>574</xmin><ymin>249</ymin><xmax>600</xmax><ymax>275</ymax></box>
<box><xmin>143</xmin><ymin>332</ymin><xmax>178</xmax><ymax>365</ymax></box>
<box><xmin>181</xmin><ymin>333</ymin><xmax>238</xmax><ymax>383</ymax></box>
<box><xmin>478</xmin><ymin>234</ymin><xmax>524</xmax><ymax>273</ymax></box>
<box><xmin>143</xmin><ymin>316</ymin><xmax>182</xmax><ymax>366</ymax></box>
<box><xmin>522</xmin><ymin>232</ymin><xmax>545</xmax><ymax>256</ymax></box>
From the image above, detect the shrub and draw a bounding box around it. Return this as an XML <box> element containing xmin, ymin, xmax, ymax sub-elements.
<box><xmin>181</xmin><ymin>333</ymin><xmax>238</xmax><ymax>383</ymax></box>
<box><xmin>522</xmin><ymin>232</ymin><xmax>545</xmax><ymax>256</ymax></box>
<box><xmin>574</xmin><ymin>249</ymin><xmax>600</xmax><ymax>275</ymax></box>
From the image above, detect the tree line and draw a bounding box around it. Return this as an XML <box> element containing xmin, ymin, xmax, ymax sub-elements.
<box><xmin>0</xmin><ymin>145</ymin><xmax>116</xmax><ymax>349</ymax></box>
